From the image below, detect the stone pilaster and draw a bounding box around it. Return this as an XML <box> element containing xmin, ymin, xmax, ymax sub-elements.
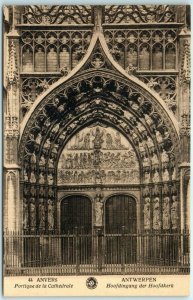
<box><xmin>4</xmin><ymin>18</ymin><xmax>21</xmax><ymax>231</ymax></box>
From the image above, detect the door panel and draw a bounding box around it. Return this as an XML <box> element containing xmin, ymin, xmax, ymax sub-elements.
<box><xmin>60</xmin><ymin>195</ymin><xmax>92</xmax><ymax>264</ymax></box>
<box><xmin>105</xmin><ymin>194</ymin><xmax>137</xmax><ymax>264</ymax></box>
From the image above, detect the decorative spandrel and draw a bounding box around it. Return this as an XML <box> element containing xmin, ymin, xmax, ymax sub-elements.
<box><xmin>58</xmin><ymin>126</ymin><xmax>140</xmax><ymax>185</ymax></box>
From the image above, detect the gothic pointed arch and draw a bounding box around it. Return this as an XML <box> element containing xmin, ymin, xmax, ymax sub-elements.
<box><xmin>19</xmin><ymin>29</ymin><xmax>180</xmax><ymax>233</ymax></box>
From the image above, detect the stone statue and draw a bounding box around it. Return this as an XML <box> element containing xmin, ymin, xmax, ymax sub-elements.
<box><xmin>144</xmin><ymin>197</ymin><xmax>151</xmax><ymax>230</ymax></box>
<box><xmin>24</xmin><ymin>170</ymin><xmax>28</xmax><ymax>181</ymax></box>
<box><xmin>143</xmin><ymin>156</ymin><xmax>150</xmax><ymax>167</ymax></box>
<box><xmin>94</xmin><ymin>194</ymin><xmax>103</xmax><ymax>226</ymax></box>
<box><xmin>35</xmin><ymin>133</ymin><xmax>42</xmax><ymax>145</ymax></box>
<box><xmin>156</xmin><ymin>130</ymin><xmax>163</xmax><ymax>143</ymax></box>
<box><xmin>30</xmin><ymin>199</ymin><xmax>36</xmax><ymax>229</ymax></box>
<box><xmin>172</xmin><ymin>168</ymin><xmax>177</xmax><ymax>180</ymax></box>
<box><xmin>39</xmin><ymin>199</ymin><xmax>45</xmax><ymax>229</ymax></box>
<box><xmin>83</xmin><ymin>133</ymin><xmax>91</xmax><ymax>149</ymax></box>
<box><xmin>153</xmin><ymin>170</ymin><xmax>160</xmax><ymax>183</ymax></box>
<box><xmin>144</xmin><ymin>114</ymin><xmax>153</xmax><ymax>126</ymax></box>
<box><xmin>161</xmin><ymin>150</ymin><xmax>169</xmax><ymax>163</ymax></box>
<box><xmin>152</xmin><ymin>153</ymin><xmax>159</xmax><ymax>165</ymax></box>
<box><xmin>153</xmin><ymin>197</ymin><xmax>161</xmax><ymax>230</ymax></box>
<box><xmin>30</xmin><ymin>171</ymin><xmax>36</xmax><ymax>183</ymax></box>
<box><xmin>162</xmin><ymin>169</ymin><xmax>170</xmax><ymax>181</ymax></box>
<box><xmin>171</xmin><ymin>196</ymin><xmax>178</xmax><ymax>229</ymax></box>
<box><xmin>48</xmin><ymin>200</ymin><xmax>54</xmax><ymax>230</ymax></box>
<box><xmin>39</xmin><ymin>172</ymin><xmax>45</xmax><ymax>184</ymax></box>
<box><xmin>146</xmin><ymin>136</ymin><xmax>154</xmax><ymax>148</ymax></box>
<box><xmin>144</xmin><ymin>171</ymin><xmax>150</xmax><ymax>184</ymax></box>
<box><xmin>23</xmin><ymin>199</ymin><xmax>29</xmax><ymax>229</ymax></box>
<box><xmin>163</xmin><ymin>197</ymin><xmax>170</xmax><ymax>230</ymax></box>
<box><xmin>48</xmin><ymin>157</ymin><xmax>54</xmax><ymax>168</ymax></box>
<box><xmin>106</xmin><ymin>133</ymin><xmax>113</xmax><ymax>149</ymax></box>
<box><xmin>39</xmin><ymin>155</ymin><xmax>45</xmax><ymax>166</ymax></box>
<box><xmin>44</xmin><ymin>138</ymin><xmax>51</xmax><ymax>149</ymax></box>
<box><xmin>92</xmin><ymin>127</ymin><xmax>104</xmax><ymax>149</ymax></box>
<box><xmin>47</xmin><ymin>173</ymin><xmax>54</xmax><ymax>185</ymax></box>
<box><xmin>30</xmin><ymin>152</ymin><xmax>36</xmax><ymax>164</ymax></box>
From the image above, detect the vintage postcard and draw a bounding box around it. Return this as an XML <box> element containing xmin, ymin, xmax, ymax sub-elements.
<box><xmin>3</xmin><ymin>4</ymin><xmax>190</xmax><ymax>296</ymax></box>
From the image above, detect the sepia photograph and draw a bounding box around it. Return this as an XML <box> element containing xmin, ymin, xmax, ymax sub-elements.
<box><xmin>3</xmin><ymin>4</ymin><xmax>190</xmax><ymax>296</ymax></box>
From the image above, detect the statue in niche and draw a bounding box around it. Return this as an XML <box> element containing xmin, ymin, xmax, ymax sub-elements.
<box><xmin>39</xmin><ymin>172</ymin><xmax>45</xmax><ymax>184</ymax></box>
<box><xmin>161</xmin><ymin>150</ymin><xmax>169</xmax><ymax>163</ymax></box>
<box><xmin>92</xmin><ymin>127</ymin><xmax>104</xmax><ymax>149</ymax></box>
<box><xmin>30</xmin><ymin>171</ymin><xmax>36</xmax><ymax>183</ymax></box>
<box><xmin>153</xmin><ymin>170</ymin><xmax>160</xmax><ymax>183</ymax></box>
<box><xmin>83</xmin><ymin>133</ymin><xmax>91</xmax><ymax>150</ymax></box>
<box><xmin>24</xmin><ymin>170</ymin><xmax>28</xmax><ymax>181</ymax></box>
<box><xmin>48</xmin><ymin>157</ymin><xmax>54</xmax><ymax>168</ymax></box>
<box><xmin>57</xmin><ymin>104</ymin><xmax>65</xmax><ymax>113</ymax></box>
<box><xmin>39</xmin><ymin>155</ymin><xmax>45</xmax><ymax>166</ymax></box>
<box><xmin>144</xmin><ymin>171</ymin><xmax>150</xmax><ymax>184</ymax></box>
<box><xmin>127</xmin><ymin>46</ymin><xmax>137</xmax><ymax>68</ymax></box>
<box><xmin>48</xmin><ymin>173</ymin><xmax>54</xmax><ymax>185</ymax></box>
<box><xmin>23</xmin><ymin>199</ymin><xmax>29</xmax><ymax>230</ymax></box>
<box><xmin>30</xmin><ymin>199</ymin><xmax>36</xmax><ymax>229</ymax></box>
<box><xmin>144</xmin><ymin>197</ymin><xmax>151</xmax><ymax>230</ymax></box>
<box><xmin>139</xmin><ymin>46</ymin><xmax>150</xmax><ymax>70</ymax></box>
<box><xmin>152</xmin><ymin>153</ymin><xmax>159</xmax><ymax>165</ymax></box>
<box><xmin>162</xmin><ymin>169</ymin><xmax>170</xmax><ymax>181</ymax></box>
<box><xmin>44</xmin><ymin>138</ymin><xmax>51</xmax><ymax>150</ymax></box>
<box><xmin>47</xmin><ymin>47</ymin><xmax>57</xmax><ymax>72</ymax></box>
<box><xmin>52</xmin><ymin>123</ymin><xmax>60</xmax><ymax>134</ymax></box>
<box><xmin>139</xmin><ymin>141</ymin><xmax>145</xmax><ymax>153</ymax></box>
<box><xmin>165</xmin><ymin>45</ymin><xmax>176</xmax><ymax>69</ymax></box>
<box><xmin>156</xmin><ymin>130</ymin><xmax>163</xmax><ymax>143</ymax></box>
<box><xmin>52</xmin><ymin>144</ymin><xmax>59</xmax><ymax>154</ymax></box>
<box><xmin>152</xmin><ymin>45</ymin><xmax>163</xmax><ymax>69</ymax></box>
<box><xmin>144</xmin><ymin>114</ymin><xmax>153</xmax><ymax>126</ymax></box>
<box><xmin>163</xmin><ymin>197</ymin><xmax>170</xmax><ymax>230</ymax></box>
<box><xmin>48</xmin><ymin>200</ymin><xmax>54</xmax><ymax>230</ymax></box>
<box><xmin>23</xmin><ymin>48</ymin><xmax>33</xmax><ymax>72</ymax></box>
<box><xmin>30</xmin><ymin>152</ymin><xmax>36</xmax><ymax>164</ymax></box>
<box><xmin>143</xmin><ymin>156</ymin><xmax>150</xmax><ymax>167</ymax></box>
<box><xmin>146</xmin><ymin>136</ymin><xmax>154</xmax><ymax>148</ymax></box>
<box><xmin>35</xmin><ymin>47</ymin><xmax>45</xmax><ymax>72</ymax></box>
<box><xmin>137</xmin><ymin>122</ymin><xmax>145</xmax><ymax>133</ymax></box>
<box><xmin>35</xmin><ymin>133</ymin><xmax>42</xmax><ymax>145</ymax></box>
<box><xmin>39</xmin><ymin>199</ymin><xmax>45</xmax><ymax>229</ymax></box>
<box><xmin>94</xmin><ymin>193</ymin><xmax>104</xmax><ymax>226</ymax></box>
<box><xmin>171</xmin><ymin>196</ymin><xmax>178</xmax><ymax>229</ymax></box>
<box><xmin>153</xmin><ymin>197</ymin><xmax>161</xmax><ymax>230</ymax></box>
<box><xmin>172</xmin><ymin>168</ymin><xmax>176</xmax><ymax>180</ymax></box>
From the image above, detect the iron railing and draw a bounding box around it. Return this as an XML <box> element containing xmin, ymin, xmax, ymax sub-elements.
<box><xmin>4</xmin><ymin>230</ymin><xmax>190</xmax><ymax>276</ymax></box>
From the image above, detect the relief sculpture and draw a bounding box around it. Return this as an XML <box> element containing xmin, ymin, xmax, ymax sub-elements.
<box><xmin>58</xmin><ymin>126</ymin><xmax>140</xmax><ymax>185</ymax></box>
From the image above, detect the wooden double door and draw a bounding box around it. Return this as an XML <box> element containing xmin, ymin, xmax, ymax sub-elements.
<box><xmin>60</xmin><ymin>194</ymin><xmax>137</xmax><ymax>265</ymax></box>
